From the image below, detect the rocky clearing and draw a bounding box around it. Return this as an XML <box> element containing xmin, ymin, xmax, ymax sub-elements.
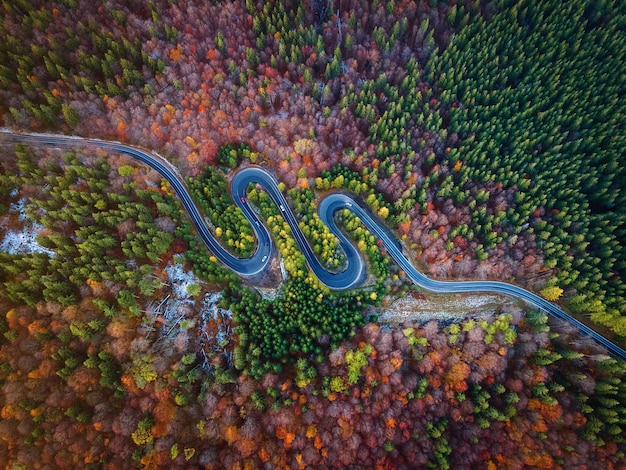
<box><xmin>377</xmin><ymin>291</ymin><xmax>515</xmax><ymax>325</ymax></box>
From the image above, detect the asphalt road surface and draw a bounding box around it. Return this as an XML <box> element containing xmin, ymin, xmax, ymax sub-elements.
<box><xmin>2</xmin><ymin>130</ymin><xmax>625</xmax><ymax>360</ymax></box>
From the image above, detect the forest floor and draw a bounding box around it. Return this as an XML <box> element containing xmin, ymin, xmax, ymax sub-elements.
<box><xmin>0</xmin><ymin>223</ymin><xmax>54</xmax><ymax>256</ymax></box>
<box><xmin>0</xmin><ymin>196</ymin><xmax>55</xmax><ymax>256</ymax></box>
<box><xmin>377</xmin><ymin>291</ymin><xmax>514</xmax><ymax>325</ymax></box>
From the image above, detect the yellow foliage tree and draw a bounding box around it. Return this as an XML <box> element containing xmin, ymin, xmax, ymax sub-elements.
<box><xmin>185</xmin><ymin>135</ymin><xmax>198</xmax><ymax>150</ymax></box>
<box><xmin>132</xmin><ymin>418</ymin><xmax>154</xmax><ymax>446</ymax></box>
<box><xmin>305</xmin><ymin>424</ymin><xmax>318</xmax><ymax>439</ymax></box>
<box><xmin>540</xmin><ymin>285</ymin><xmax>563</xmax><ymax>301</ymax></box>
<box><xmin>293</xmin><ymin>138</ymin><xmax>314</xmax><ymax>156</ymax></box>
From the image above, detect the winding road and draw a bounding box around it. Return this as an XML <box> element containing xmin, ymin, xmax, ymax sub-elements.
<box><xmin>2</xmin><ymin>130</ymin><xmax>625</xmax><ymax>360</ymax></box>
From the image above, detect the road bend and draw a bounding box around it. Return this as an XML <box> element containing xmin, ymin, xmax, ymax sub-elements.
<box><xmin>2</xmin><ymin>130</ymin><xmax>625</xmax><ymax>360</ymax></box>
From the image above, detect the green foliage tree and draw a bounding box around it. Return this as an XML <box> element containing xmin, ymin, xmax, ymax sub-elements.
<box><xmin>187</xmin><ymin>165</ymin><xmax>254</xmax><ymax>257</ymax></box>
<box><xmin>230</xmin><ymin>277</ymin><xmax>379</xmax><ymax>378</ymax></box>
<box><xmin>217</xmin><ymin>143</ymin><xmax>251</xmax><ymax>170</ymax></box>
<box><xmin>426</xmin><ymin>0</ymin><xmax>626</xmax><ymax>334</ymax></box>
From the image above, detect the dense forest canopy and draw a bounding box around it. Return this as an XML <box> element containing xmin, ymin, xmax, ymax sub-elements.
<box><xmin>1</xmin><ymin>0</ymin><xmax>626</xmax><ymax>468</ymax></box>
<box><xmin>428</xmin><ymin>0</ymin><xmax>626</xmax><ymax>335</ymax></box>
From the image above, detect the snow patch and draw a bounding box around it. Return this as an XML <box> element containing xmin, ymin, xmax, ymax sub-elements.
<box><xmin>164</xmin><ymin>262</ymin><xmax>201</xmax><ymax>300</ymax></box>
<box><xmin>142</xmin><ymin>263</ymin><xmax>203</xmax><ymax>330</ymax></box>
<box><xmin>150</xmin><ymin>264</ymin><xmax>232</xmax><ymax>347</ymax></box>
<box><xmin>0</xmin><ymin>224</ymin><xmax>55</xmax><ymax>257</ymax></box>
<box><xmin>199</xmin><ymin>292</ymin><xmax>233</xmax><ymax>348</ymax></box>
<box><xmin>377</xmin><ymin>292</ymin><xmax>510</xmax><ymax>324</ymax></box>
<box><xmin>0</xmin><ymin>195</ymin><xmax>55</xmax><ymax>256</ymax></box>
<box><xmin>9</xmin><ymin>197</ymin><xmax>29</xmax><ymax>222</ymax></box>
<box><xmin>199</xmin><ymin>291</ymin><xmax>232</xmax><ymax>323</ymax></box>
<box><xmin>256</xmin><ymin>285</ymin><xmax>282</xmax><ymax>300</ymax></box>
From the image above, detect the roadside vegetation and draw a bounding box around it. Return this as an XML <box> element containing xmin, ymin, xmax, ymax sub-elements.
<box><xmin>187</xmin><ymin>165</ymin><xmax>255</xmax><ymax>258</ymax></box>
<box><xmin>1</xmin><ymin>0</ymin><xmax>626</xmax><ymax>467</ymax></box>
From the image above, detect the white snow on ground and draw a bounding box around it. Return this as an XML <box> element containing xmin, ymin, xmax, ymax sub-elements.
<box><xmin>200</xmin><ymin>291</ymin><xmax>231</xmax><ymax>324</ymax></box>
<box><xmin>0</xmin><ymin>227</ymin><xmax>55</xmax><ymax>256</ymax></box>
<box><xmin>164</xmin><ymin>262</ymin><xmax>202</xmax><ymax>300</ymax></box>
<box><xmin>199</xmin><ymin>292</ymin><xmax>233</xmax><ymax>349</ymax></box>
<box><xmin>9</xmin><ymin>197</ymin><xmax>29</xmax><ymax>222</ymax></box>
<box><xmin>148</xmin><ymin>264</ymin><xmax>233</xmax><ymax>352</ymax></box>
<box><xmin>256</xmin><ymin>285</ymin><xmax>282</xmax><ymax>300</ymax></box>
<box><xmin>143</xmin><ymin>262</ymin><xmax>203</xmax><ymax>330</ymax></box>
<box><xmin>0</xmin><ymin>197</ymin><xmax>55</xmax><ymax>256</ymax></box>
<box><xmin>378</xmin><ymin>292</ymin><xmax>512</xmax><ymax>324</ymax></box>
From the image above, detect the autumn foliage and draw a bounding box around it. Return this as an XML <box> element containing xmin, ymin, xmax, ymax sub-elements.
<box><xmin>1</xmin><ymin>0</ymin><xmax>626</xmax><ymax>468</ymax></box>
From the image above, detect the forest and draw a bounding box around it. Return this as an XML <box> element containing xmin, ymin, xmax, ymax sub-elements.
<box><xmin>1</xmin><ymin>0</ymin><xmax>626</xmax><ymax>468</ymax></box>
